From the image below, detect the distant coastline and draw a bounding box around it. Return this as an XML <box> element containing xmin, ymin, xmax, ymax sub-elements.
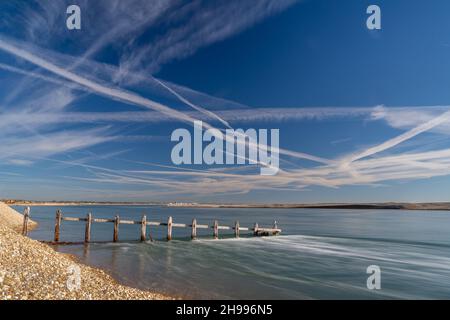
<box><xmin>2</xmin><ymin>200</ymin><xmax>161</xmax><ymax>207</ymax></box>
<box><xmin>3</xmin><ymin>199</ymin><xmax>450</xmax><ymax>211</ymax></box>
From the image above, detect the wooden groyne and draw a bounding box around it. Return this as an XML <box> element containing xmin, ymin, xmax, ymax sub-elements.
<box><xmin>21</xmin><ymin>208</ymin><xmax>281</xmax><ymax>244</ymax></box>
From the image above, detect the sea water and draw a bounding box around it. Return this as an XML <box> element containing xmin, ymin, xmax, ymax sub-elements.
<box><xmin>17</xmin><ymin>206</ymin><xmax>450</xmax><ymax>299</ymax></box>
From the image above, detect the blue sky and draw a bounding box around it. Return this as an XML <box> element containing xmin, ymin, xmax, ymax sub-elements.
<box><xmin>1</xmin><ymin>0</ymin><xmax>450</xmax><ymax>203</ymax></box>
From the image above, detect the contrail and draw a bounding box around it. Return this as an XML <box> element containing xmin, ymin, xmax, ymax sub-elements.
<box><xmin>0</xmin><ymin>36</ymin><xmax>331</xmax><ymax>165</ymax></box>
<box><xmin>0</xmin><ymin>37</ymin><xmax>197</xmax><ymax>124</ymax></box>
<box><xmin>153</xmin><ymin>77</ymin><xmax>232</xmax><ymax>128</ymax></box>
<box><xmin>347</xmin><ymin>110</ymin><xmax>450</xmax><ymax>163</ymax></box>
<box><xmin>0</xmin><ymin>63</ymin><xmax>82</xmax><ymax>91</ymax></box>
<box><xmin>151</xmin><ymin>77</ymin><xmax>330</xmax><ymax>165</ymax></box>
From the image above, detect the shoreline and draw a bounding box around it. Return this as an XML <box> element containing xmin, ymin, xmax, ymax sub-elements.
<box><xmin>6</xmin><ymin>201</ymin><xmax>161</xmax><ymax>207</ymax></box>
<box><xmin>5</xmin><ymin>200</ymin><xmax>450</xmax><ymax>211</ymax></box>
<box><xmin>0</xmin><ymin>202</ymin><xmax>173</xmax><ymax>300</ymax></box>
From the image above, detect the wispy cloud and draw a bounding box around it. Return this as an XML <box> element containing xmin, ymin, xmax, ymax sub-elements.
<box><xmin>0</xmin><ymin>36</ymin><xmax>202</xmax><ymax>124</ymax></box>
<box><xmin>6</xmin><ymin>159</ymin><xmax>34</xmax><ymax>166</ymax></box>
<box><xmin>2</xmin><ymin>1</ymin><xmax>450</xmax><ymax>201</ymax></box>
<box><xmin>117</xmin><ymin>0</ymin><xmax>300</xmax><ymax>74</ymax></box>
<box><xmin>0</xmin><ymin>128</ymin><xmax>114</xmax><ymax>160</ymax></box>
<box><xmin>0</xmin><ymin>37</ymin><xmax>330</xmax><ymax>166</ymax></box>
<box><xmin>371</xmin><ymin>105</ymin><xmax>450</xmax><ymax>134</ymax></box>
<box><xmin>1</xmin><ymin>0</ymin><xmax>298</xmax><ymax>75</ymax></box>
<box><xmin>345</xmin><ymin>107</ymin><xmax>450</xmax><ymax>163</ymax></box>
<box><xmin>3</xmin><ymin>34</ymin><xmax>450</xmax><ymax>197</ymax></box>
<box><xmin>50</xmin><ymin>105</ymin><xmax>450</xmax><ymax>198</ymax></box>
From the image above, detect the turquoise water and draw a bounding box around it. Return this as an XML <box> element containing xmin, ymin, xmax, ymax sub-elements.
<box><xmin>16</xmin><ymin>206</ymin><xmax>450</xmax><ymax>299</ymax></box>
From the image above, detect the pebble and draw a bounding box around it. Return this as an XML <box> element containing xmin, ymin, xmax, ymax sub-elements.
<box><xmin>0</xmin><ymin>222</ymin><xmax>172</xmax><ymax>300</ymax></box>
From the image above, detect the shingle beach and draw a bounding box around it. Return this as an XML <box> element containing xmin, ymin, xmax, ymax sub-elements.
<box><xmin>0</xmin><ymin>202</ymin><xmax>171</xmax><ymax>300</ymax></box>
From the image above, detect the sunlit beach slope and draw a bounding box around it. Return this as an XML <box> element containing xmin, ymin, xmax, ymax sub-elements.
<box><xmin>0</xmin><ymin>202</ymin><xmax>37</xmax><ymax>232</ymax></box>
<box><xmin>0</xmin><ymin>202</ymin><xmax>170</xmax><ymax>300</ymax></box>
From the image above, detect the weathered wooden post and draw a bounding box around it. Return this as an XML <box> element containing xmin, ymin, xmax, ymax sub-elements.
<box><xmin>113</xmin><ymin>215</ymin><xmax>120</xmax><ymax>242</ymax></box>
<box><xmin>85</xmin><ymin>212</ymin><xmax>92</xmax><ymax>243</ymax></box>
<box><xmin>22</xmin><ymin>207</ymin><xmax>30</xmax><ymax>236</ymax></box>
<box><xmin>253</xmin><ymin>222</ymin><xmax>259</xmax><ymax>236</ymax></box>
<box><xmin>191</xmin><ymin>218</ymin><xmax>197</xmax><ymax>240</ymax></box>
<box><xmin>213</xmin><ymin>220</ymin><xmax>219</xmax><ymax>239</ymax></box>
<box><xmin>54</xmin><ymin>209</ymin><xmax>62</xmax><ymax>242</ymax></box>
<box><xmin>167</xmin><ymin>216</ymin><xmax>173</xmax><ymax>241</ymax></box>
<box><xmin>140</xmin><ymin>215</ymin><xmax>147</xmax><ymax>241</ymax></box>
<box><xmin>273</xmin><ymin>220</ymin><xmax>278</xmax><ymax>235</ymax></box>
<box><xmin>234</xmin><ymin>220</ymin><xmax>240</xmax><ymax>238</ymax></box>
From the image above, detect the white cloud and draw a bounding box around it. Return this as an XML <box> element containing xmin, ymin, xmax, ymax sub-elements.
<box><xmin>3</xmin><ymin>2</ymin><xmax>450</xmax><ymax>199</ymax></box>
<box><xmin>0</xmin><ymin>37</ymin><xmax>330</xmax><ymax>166</ymax></box>
<box><xmin>0</xmin><ymin>128</ymin><xmax>114</xmax><ymax>161</ymax></box>
<box><xmin>118</xmin><ymin>0</ymin><xmax>300</xmax><ymax>74</ymax></box>
<box><xmin>371</xmin><ymin>105</ymin><xmax>450</xmax><ymax>134</ymax></box>
<box><xmin>345</xmin><ymin>109</ymin><xmax>450</xmax><ymax>164</ymax></box>
<box><xmin>7</xmin><ymin>159</ymin><xmax>33</xmax><ymax>166</ymax></box>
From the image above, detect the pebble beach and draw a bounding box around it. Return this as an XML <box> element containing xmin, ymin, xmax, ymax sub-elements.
<box><xmin>0</xmin><ymin>202</ymin><xmax>171</xmax><ymax>300</ymax></box>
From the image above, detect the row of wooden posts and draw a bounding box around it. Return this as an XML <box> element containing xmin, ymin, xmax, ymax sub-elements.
<box><xmin>22</xmin><ymin>208</ymin><xmax>282</xmax><ymax>243</ymax></box>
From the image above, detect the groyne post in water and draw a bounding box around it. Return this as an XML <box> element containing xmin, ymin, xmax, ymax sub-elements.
<box><xmin>85</xmin><ymin>213</ymin><xmax>92</xmax><ymax>243</ymax></box>
<box><xmin>253</xmin><ymin>223</ymin><xmax>259</xmax><ymax>236</ymax></box>
<box><xmin>213</xmin><ymin>220</ymin><xmax>219</xmax><ymax>239</ymax></box>
<box><xmin>54</xmin><ymin>210</ymin><xmax>62</xmax><ymax>242</ymax></box>
<box><xmin>191</xmin><ymin>218</ymin><xmax>197</xmax><ymax>240</ymax></box>
<box><xmin>22</xmin><ymin>207</ymin><xmax>30</xmax><ymax>236</ymax></box>
<box><xmin>26</xmin><ymin>209</ymin><xmax>282</xmax><ymax>244</ymax></box>
<box><xmin>140</xmin><ymin>215</ymin><xmax>147</xmax><ymax>241</ymax></box>
<box><xmin>167</xmin><ymin>216</ymin><xmax>173</xmax><ymax>241</ymax></box>
<box><xmin>113</xmin><ymin>215</ymin><xmax>120</xmax><ymax>242</ymax></box>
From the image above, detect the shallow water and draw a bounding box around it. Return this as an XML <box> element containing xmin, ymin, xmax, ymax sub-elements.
<box><xmin>16</xmin><ymin>205</ymin><xmax>450</xmax><ymax>299</ymax></box>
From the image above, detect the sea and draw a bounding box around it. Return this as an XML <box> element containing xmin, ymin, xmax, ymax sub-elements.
<box><xmin>14</xmin><ymin>205</ymin><xmax>450</xmax><ymax>299</ymax></box>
